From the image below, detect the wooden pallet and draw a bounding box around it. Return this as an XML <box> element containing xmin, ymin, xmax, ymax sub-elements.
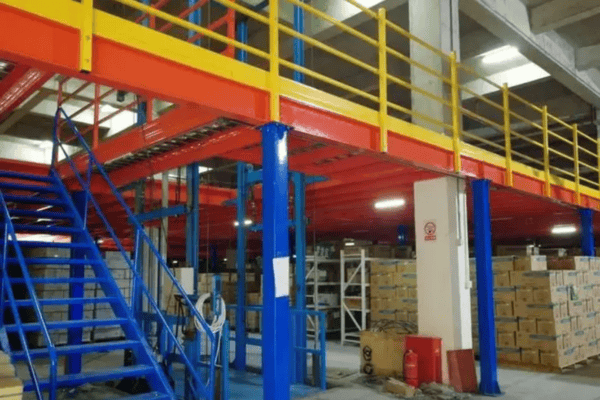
<box><xmin>498</xmin><ymin>358</ymin><xmax>595</xmax><ymax>374</ymax></box>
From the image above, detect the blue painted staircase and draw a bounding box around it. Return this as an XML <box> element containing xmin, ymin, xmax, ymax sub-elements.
<box><xmin>0</xmin><ymin>170</ymin><xmax>174</xmax><ymax>399</ymax></box>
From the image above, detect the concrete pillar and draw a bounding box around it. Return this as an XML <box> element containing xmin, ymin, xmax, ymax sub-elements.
<box><xmin>409</xmin><ymin>0</ymin><xmax>460</xmax><ymax>133</ymax></box>
<box><xmin>414</xmin><ymin>176</ymin><xmax>472</xmax><ymax>382</ymax></box>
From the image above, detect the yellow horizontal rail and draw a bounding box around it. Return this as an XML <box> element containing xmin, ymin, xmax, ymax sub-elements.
<box><xmin>509</xmin><ymin>110</ymin><xmax>543</xmax><ymax>131</ymax></box>
<box><xmin>579</xmin><ymin>160</ymin><xmax>600</xmax><ymax>173</ymax></box>
<box><xmin>548</xmin><ymin>147</ymin><xmax>574</xmax><ymax>162</ymax></box>
<box><xmin>462</xmin><ymin>130</ymin><xmax>507</xmax><ymax>152</ymax></box>
<box><xmin>386</xmin><ymin>46</ymin><xmax>451</xmax><ymax>84</ymax></box>
<box><xmin>547</xmin><ymin>113</ymin><xmax>572</xmax><ymax>130</ymax></box>
<box><xmin>508</xmin><ymin>92</ymin><xmax>544</xmax><ymax>113</ymax></box>
<box><xmin>547</xmin><ymin>129</ymin><xmax>573</xmax><ymax>146</ymax></box>
<box><xmin>511</xmin><ymin>130</ymin><xmax>544</xmax><ymax>149</ymax></box>
<box><xmin>460</xmin><ymin>85</ymin><xmax>504</xmax><ymax>112</ymax></box>
<box><xmin>580</xmin><ymin>175</ymin><xmax>599</xmax><ymax>187</ymax></box>
<box><xmin>461</xmin><ymin>107</ymin><xmax>504</xmax><ymax>132</ymax></box>
<box><xmin>512</xmin><ymin>150</ymin><xmax>545</xmax><ymax>167</ymax></box>
<box><xmin>578</xmin><ymin>130</ymin><xmax>598</xmax><ymax>145</ymax></box>
<box><xmin>387</xmin><ymin>74</ymin><xmax>451</xmax><ymax>107</ymax></box>
<box><xmin>387</xmin><ymin>101</ymin><xmax>453</xmax><ymax>131</ymax></box>
<box><xmin>579</xmin><ymin>146</ymin><xmax>597</xmax><ymax>158</ymax></box>
<box><xmin>457</xmin><ymin>63</ymin><xmax>503</xmax><ymax>92</ymax></box>
<box><xmin>549</xmin><ymin>165</ymin><xmax>575</xmax><ymax>178</ymax></box>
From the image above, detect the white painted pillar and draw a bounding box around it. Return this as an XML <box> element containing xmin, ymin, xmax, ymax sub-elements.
<box><xmin>414</xmin><ymin>176</ymin><xmax>472</xmax><ymax>383</ymax></box>
<box><xmin>409</xmin><ymin>0</ymin><xmax>460</xmax><ymax>133</ymax></box>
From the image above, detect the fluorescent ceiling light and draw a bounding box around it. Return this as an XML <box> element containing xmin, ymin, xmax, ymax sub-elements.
<box><xmin>173</xmin><ymin>260</ymin><xmax>179</xmax><ymax>264</ymax></box>
<box><xmin>345</xmin><ymin>242</ymin><xmax>356</xmax><ymax>247</ymax></box>
<box><xmin>374</xmin><ymin>198</ymin><xmax>406</xmax><ymax>210</ymax></box>
<box><xmin>36</xmin><ymin>218</ymin><xmax>53</xmax><ymax>223</ymax></box>
<box><xmin>198</xmin><ymin>166</ymin><xmax>213</xmax><ymax>174</ymax></box>
<box><xmin>223</xmin><ymin>258</ymin><xmax>228</xmax><ymax>262</ymax></box>
<box><xmin>551</xmin><ymin>225</ymin><xmax>577</xmax><ymax>235</ymax></box>
<box><xmin>37</xmin><ymin>205</ymin><xmax>53</xmax><ymax>212</ymax></box>
<box><xmin>234</xmin><ymin>219</ymin><xmax>253</xmax><ymax>227</ymax></box>
<box><xmin>0</xmin><ymin>61</ymin><xmax>7</xmax><ymax>70</ymax></box>
<box><xmin>482</xmin><ymin>46</ymin><xmax>521</xmax><ymax>64</ymax></box>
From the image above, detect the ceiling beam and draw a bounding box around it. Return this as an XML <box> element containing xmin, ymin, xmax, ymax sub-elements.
<box><xmin>0</xmin><ymin>89</ymin><xmax>52</xmax><ymax>135</ymax></box>
<box><xmin>530</xmin><ymin>0</ymin><xmax>600</xmax><ymax>34</ymax></box>
<box><xmin>576</xmin><ymin>44</ymin><xmax>600</xmax><ymax>71</ymax></box>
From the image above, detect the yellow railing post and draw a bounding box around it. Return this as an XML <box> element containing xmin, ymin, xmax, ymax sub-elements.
<box><xmin>269</xmin><ymin>0</ymin><xmax>280</xmax><ymax>121</ymax></box>
<box><xmin>502</xmin><ymin>83</ymin><xmax>513</xmax><ymax>187</ymax></box>
<box><xmin>542</xmin><ymin>105</ymin><xmax>551</xmax><ymax>196</ymax></box>
<box><xmin>573</xmin><ymin>123</ymin><xmax>581</xmax><ymax>205</ymax></box>
<box><xmin>378</xmin><ymin>8</ymin><xmax>388</xmax><ymax>153</ymax></box>
<box><xmin>79</xmin><ymin>0</ymin><xmax>93</xmax><ymax>72</ymax></box>
<box><xmin>450</xmin><ymin>51</ymin><xmax>461</xmax><ymax>173</ymax></box>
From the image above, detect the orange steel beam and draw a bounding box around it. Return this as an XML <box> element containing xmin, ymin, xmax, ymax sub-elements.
<box><xmin>0</xmin><ymin>64</ymin><xmax>53</xmax><ymax>122</ymax></box>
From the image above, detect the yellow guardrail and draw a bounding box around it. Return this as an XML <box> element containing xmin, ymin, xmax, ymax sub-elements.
<box><xmin>58</xmin><ymin>0</ymin><xmax>600</xmax><ymax>201</ymax></box>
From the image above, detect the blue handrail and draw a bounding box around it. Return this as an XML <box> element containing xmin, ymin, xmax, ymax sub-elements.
<box><xmin>51</xmin><ymin>107</ymin><xmax>217</xmax><ymax>399</ymax></box>
<box><xmin>0</xmin><ymin>190</ymin><xmax>58</xmax><ymax>400</ymax></box>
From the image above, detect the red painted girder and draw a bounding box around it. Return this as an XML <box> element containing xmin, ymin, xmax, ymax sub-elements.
<box><xmin>106</xmin><ymin>126</ymin><xmax>262</xmax><ymax>188</ymax></box>
<box><xmin>0</xmin><ymin>159</ymin><xmax>49</xmax><ymax>176</ymax></box>
<box><xmin>0</xmin><ymin>64</ymin><xmax>53</xmax><ymax>122</ymax></box>
<box><xmin>0</xmin><ymin>4</ymin><xmax>269</xmax><ymax>124</ymax></box>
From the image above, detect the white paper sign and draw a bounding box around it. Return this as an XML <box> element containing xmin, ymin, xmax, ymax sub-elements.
<box><xmin>273</xmin><ymin>256</ymin><xmax>290</xmax><ymax>298</ymax></box>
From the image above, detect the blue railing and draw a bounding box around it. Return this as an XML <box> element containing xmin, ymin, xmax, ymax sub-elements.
<box><xmin>226</xmin><ymin>304</ymin><xmax>327</xmax><ymax>389</ymax></box>
<box><xmin>51</xmin><ymin>107</ymin><xmax>218</xmax><ymax>399</ymax></box>
<box><xmin>0</xmin><ymin>191</ymin><xmax>58</xmax><ymax>400</ymax></box>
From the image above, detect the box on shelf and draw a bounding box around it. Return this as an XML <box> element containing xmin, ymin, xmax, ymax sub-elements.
<box><xmin>496</xmin><ymin>302</ymin><xmax>514</xmax><ymax>317</ymax></box>
<box><xmin>521</xmin><ymin>349</ymin><xmax>540</xmax><ymax>364</ymax></box>
<box><xmin>496</xmin><ymin>245</ymin><xmax>538</xmax><ymax>257</ymax></box>
<box><xmin>493</xmin><ymin>256</ymin><xmax>516</xmax><ymax>272</ymax></box>
<box><xmin>514</xmin><ymin>256</ymin><xmax>547</xmax><ymax>272</ymax></box>
<box><xmin>516</xmin><ymin>287</ymin><xmax>534</xmax><ymax>303</ymax></box>
<box><xmin>539</xmin><ymin>347</ymin><xmax>576</xmax><ymax>368</ymax></box>
<box><xmin>498</xmin><ymin>332</ymin><xmax>516</xmax><ymax>348</ymax></box>
<box><xmin>548</xmin><ymin>257</ymin><xmax>590</xmax><ymax>271</ymax></box>
<box><xmin>494</xmin><ymin>272</ymin><xmax>511</xmax><ymax>287</ymax></box>
<box><xmin>496</xmin><ymin>317</ymin><xmax>519</xmax><ymax>332</ymax></box>
<box><xmin>518</xmin><ymin>318</ymin><xmax>537</xmax><ymax>334</ymax></box>
<box><xmin>494</xmin><ymin>287</ymin><xmax>516</xmax><ymax>302</ymax></box>
<box><xmin>533</xmin><ymin>286</ymin><xmax>569</xmax><ymax>304</ymax></box>
<box><xmin>497</xmin><ymin>347</ymin><xmax>521</xmax><ymax>362</ymax></box>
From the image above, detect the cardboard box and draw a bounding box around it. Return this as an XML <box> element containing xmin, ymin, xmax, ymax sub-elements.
<box><xmin>516</xmin><ymin>287</ymin><xmax>534</xmax><ymax>303</ymax></box>
<box><xmin>399</xmin><ymin>273</ymin><xmax>417</xmax><ymax>287</ymax></box>
<box><xmin>360</xmin><ymin>330</ymin><xmax>405</xmax><ymax>377</ymax></box>
<box><xmin>494</xmin><ymin>272</ymin><xmax>511</xmax><ymax>287</ymax></box>
<box><xmin>496</xmin><ymin>317</ymin><xmax>519</xmax><ymax>332</ymax></box>
<box><xmin>494</xmin><ymin>287</ymin><xmax>516</xmax><ymax>302</ymax></box>
<box><xmin>493</xmin><ymin>256</ymin><xmax>516</xmax><ymax>272</ymax></box>
<box><xmin>371</xmin><ymin>286</ymin><xmax>397</xmax><ymax>299</ymax></box>
<box><xmin>537</xmin><ymin>317</ymin><xmax>572</xmax><ymax>336</ymax></box>
<box><xmin>519</xmin><ymin>271</ymin><xmax>562</xmax><ymax>287</ymax></box>
<box><xmin>568</xmin><ymin>300</ymin><xmax>585</xmax><ymax>316</ymax></box>
<box><xmin>397</xmin><ymin>298</ymin><xmax>418</xmax><ymax>312</ymax></box>
<box><xmin>515</xmin><ymin>256</ymin><xmax>547</xmax><ymax>271</ymax></box>
<box><xmin>518</xmin><ymin>318</ymin><xmax>537</xmax><ymax>334</ymax></box>
<box><xmin>510</xmin><ymin>271</ymin><xmax>523</xmax><ymax>286</ymax></box>
<box><xmin>498</xmin><ymin>332</ymin><xmax>516</xmax><ymax>348</ymax></box>
<box><xmin>573</xmin><ymin>330</ymin><xmax>587</xmax><ymax>347</ymax></box>
<box><xmin>563</xmin><ymin>271</ymin><xmax>579</xmax><ymax>287</ymax></box>
<box><xmin>407</xmin><ymin>287</ymin><xmax>418</xmax><ymax>299</ymax></box>
<box><xmin>496</xmin><ymin>245</ymin><xmax>538</xmax><ymax>256</ymax></box>
<box><xmin>521</xmin><ymin>349</ymin><xmax>540</xmax><ymax>364</ymax></box>
<box><xmin>497</xmin><ymin>347</ymin><xmax>521</xmax><ymax>362</ymax></box>
<box><xmin>514</xmin><ymin>302</ymin><xmax>561</xmax><ymax>320</ymax></box>
<box><xmin>581</xmin><ymin>312</ymin><xmax>597</xmax><ymax>329</ymax></box>
<box><xmin>533</xmin><ymin>286</ymin><xmax>569</xmax><ymax>304</ymax></box>
<box><xmin>516</xmin><ymin>332</ymin><xmax>532</xmax><ymax>348</ymax></box>
<box><xmin>496</xmin><ymin>302</ymin><xmax>514</xmax><ymax>317</ymax></box>
<box><xmin>529</xmin><ymin>334</ymin><xmax>566</xmax><ymax>352</ymax></box>
<box><xmin>396</xmin><ymin>261</ymin><xmax>416</xmax><ymax>274</ymax></box>
<box><xmin>539</xmin><ymin>347</ymin><xmax>576</xmax><ymax>368</ymax></box>
<box><xmin>371</xmin><ymin>260</ymin><xmax>398</xmax><ymax>275</ymax></box>
<box><xmin>548</xmin><ymin>256</ymin><xmax>590</xmax><ymax>271</ymax></box>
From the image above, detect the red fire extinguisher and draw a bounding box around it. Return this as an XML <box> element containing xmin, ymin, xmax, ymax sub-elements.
<box><xmin>404</xmin><ymin>349</ymin><xmax>419</xmax><ymax>388</ymax></box>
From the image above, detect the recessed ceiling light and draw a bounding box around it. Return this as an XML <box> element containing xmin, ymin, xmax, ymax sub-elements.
<box><xmin>234</xmin><ymin>219</ymin><xmax>253</xmax><ymax>227</ymax></box>
<box><xmin>551</xmin><ymin>225</ymin><xmax>577</xmax><ymax>235</ymax></box>
<box><xmin>482</xmin><ymin>46</ymin><xmax>521</xmax><ymax>64</ymax></box>
<box><xmin>198</xmin><ymin>166</ymin><xmax>213</xmax><ymax>174</ymax></box>
<box><xmin>374</xmin><ymin>198</ymin><xmax>406</xmax><ymax>210</ymax></box>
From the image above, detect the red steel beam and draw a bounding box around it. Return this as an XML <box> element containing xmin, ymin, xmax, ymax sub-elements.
<box><xmin>0</xmin><ymin>64</ymin><xmax>53</xmax><ymax>123</ymax></box>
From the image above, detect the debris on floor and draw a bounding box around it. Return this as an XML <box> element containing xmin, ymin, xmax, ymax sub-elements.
<box><xmin>383</xmin><ymin>381</ymin><xmax>473</xmax><ymax>400</ymax></box>
<box><xmin>384</xmin><ymin>378</ymin><xmax>417</xmax><ymax>397</ymax></box>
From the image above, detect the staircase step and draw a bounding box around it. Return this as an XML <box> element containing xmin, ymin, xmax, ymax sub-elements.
<box><xmin>3</xmin><ymin>194</ymin><xmax>65</xmax><ymax>207</ymax></box>
<box><xmin>112</xmin><ymin>392</ymin><xmax>171</xmax><ymax>400</ymax></box>
<box><xmin>10</xmin><ymin>277</ymin><xmax>105</xmax><ymax>285</ymax></box>
<box><xmin>13</xmin><ymin>297</ymin><xmax>118</xmax><ymax>307</ymax></box>
<box><xmin>23</xmin><ymin>365</ymin><xmax>156</xmax><ymax>392</ymax></box>
<box><xmin>0</xmin><ymin>171</ymin><xmax>54</xmax><ymax>183</ymax></box>
<box><xmin>7</xmin><ymin>257</ymin><xmax>101</xmax><ymax>265</ymax></box>
<box><xmin>8</xmin><ymin>209</ymin><xmax>73</xmax><ymax>220</ymax></box>
<box><xmin>12</xmin><ymin>340</ymin><xmax>141</xmax><ymax>361</ymax></box>
<box><xmin>0</xmin><ymin>181</ymin><xmax>58</xmax><ymax>194</ymax></box>
<box><xmin>4</xmin><ymin>241</ymin><xmax>91</xmax><ymax>249</ymax></box>
<box><xmin>5</xmin><ymin>318</ymin><xmax>128</xmax><ymax>332</ymax></box>
<box><xmin>11</xmin><ymin>224</ymin><xmax>81</xmax><ymax>235</ymax></box>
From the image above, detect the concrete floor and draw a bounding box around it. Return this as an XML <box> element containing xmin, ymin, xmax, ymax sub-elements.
<box><xmin>17</xmin><ymin>340</ymin><xmax>600</xmax><ymax>399</ymax></box>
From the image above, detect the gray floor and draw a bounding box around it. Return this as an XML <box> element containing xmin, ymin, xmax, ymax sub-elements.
<box><xmin>311</xmin><ymin>341</ymin><xmax>600</xmax><ymax>400</ymax></box>
<box><xmin>17</xmin><ymin>340</ymin><xmax>600</xmax><ymax>399</ymax></box>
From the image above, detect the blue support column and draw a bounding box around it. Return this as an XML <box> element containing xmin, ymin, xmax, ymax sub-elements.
<box><xmin>66</xmin><ymin>191</ymin><xmax>88</xmax><ymax>375</ymax></box>
<box><xmin>261</xmin><ymin>122</ymin><xmax>291</xmax><ymax>400</ymax></box>
<box><xmin>236</xmin><ymin>20</ymin><xmax>248</xmax><ymax>63</ymax></box>
<box><xmin>292</xmin><ymin>172</ymin><xmax>307</xmax><ymax>383</ymax></box>
<box><xmin>186</xmin><ymin>163</ymin><xmax>200</xmax><ymax>295</ymax></box>
<box><xmin>234</xmin><ymin>162</ymin><xmax>248</xmax><ymax>370</ymax></box>
<box><xmin>293</xmin><ymin>1</ymin><xmax>305</xmax><ymax>83</ymax></box>
<box><xmin>472</xmin><ymin>179</ymin><xmax>501</xmax><ymax>396</ymax></box>
<box><xmin>188</xmin><ymin>0</ymin><xmax>201</xmax><ymax>45</ymax></box>
<box><xmin>580</xmin><ymin>208</ymin><xmax>595</xmax><ymax>257</ymax></box>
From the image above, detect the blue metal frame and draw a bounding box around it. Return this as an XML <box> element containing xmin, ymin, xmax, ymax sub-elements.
<box><xmin>293</xmin><ymin>0</ymin><xmax>305</xmax><ymax>83</ymax></box>
<box><xmin>188</xmin><ymin>0</ymin><xmax>202</xmax><ymax>45</ymax></box>
<box><xmin>234</xmin><ymin>162</ymin><xmax>249</xmax><ymax>370</ymax></box>
<box><xmin>187</xmin><ymin>163</ymin><xmax>200</xmax><ymax>296</ymax></box>
<box><xmin>66</xmin><ymin>191</ymin><xmax>88</xmax><ymax>375</ymax></box>
<box><xmin>52</xmin><ymin>108</ymin><xmax>217</xmax><ymax>399</ymax></box>
<box><xmin>472</xmin><ymin>179</ymin><xmax>501</xmax><ymax>396</ymax></box>
<box><xmin>236</xmin><ymin>20</ymin><xmax>248</xmax><ymax>63</ymax></box>
<box><xmin>579</xmin><ymin>208</ymin><xmax>595</xmax><ymax>257</ymax></box>
<box><xmin>292</xmin><ymin>172</ymin><xmax>307</xmax><ymax>383</ymax></box>
<box><xmin>134</xmin><ymin>204</ymin><xmax>187</xmax><ymax>224</ymax></box>
<box><xmin>261</xmin><ymin>122</ymin><xmax>291</xmax><ymax>400</ymax></box>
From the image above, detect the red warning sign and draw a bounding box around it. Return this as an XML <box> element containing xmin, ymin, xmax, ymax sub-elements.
<box><xmin>424</xmin><ymin>221</ymin><xmax>437</xmax><ymax>241</ymax></box>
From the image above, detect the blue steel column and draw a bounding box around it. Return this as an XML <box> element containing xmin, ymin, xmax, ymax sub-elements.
<box><xmin>472</xmin><ymin>179</ymin><xmax>501</xmax><ymax>396</ymax></box>
<box><xmin>186</xmin><ymin>163</ymin><xmax>200</xmax><ymax>295</ymax></box>
<box><xmin>293</xmin><ymin>172</ymin><xmax>307</xmax><ymax>383</ymax></box>
<box><xmin>580</xmin><ymin>209</ymin><xmax>595</xmax><ymax>256</ymax></box>
<box><xmin>234</xmin><ymin>162</ymin><xmax>248</xmax><ymax>370</ymax></box>
<box><xmin>236</xmin><ymin>20</ymin><xmax>248</xmax><ymax>63</ymax></box>
<box><xmin>66</xmin><ymin>190</ymin><xmax>88</xmax><ymax>375</ymax></box>
<box><xmin>262</xmin><ymin>122</ymin><xmax>291</xmax><ymax>400</ymax></box>
<box><xmin>293</xmin><ymin>1</ymin><xmax>305</xmax><ymax>83</ymax></box>
<box><xmin>188</xmin><ymin>0</ymin><xmax>201</xmax><ymax>45</ymax></box>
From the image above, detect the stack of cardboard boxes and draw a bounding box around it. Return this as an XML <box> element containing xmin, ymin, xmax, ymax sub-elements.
<box><xmin>0</xmin><ymin>351</ymin><xmax>22</xmax><ymax>399</ymax></box>
<box><xmin>369</xmin><ymin>260</ymin><xmax>417</xmax><ymax>325</ymax></box>
<box><xmin>471</xmin><ymin>255</ymin><xmax>600</xmax><ymax>369</ymax></box>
